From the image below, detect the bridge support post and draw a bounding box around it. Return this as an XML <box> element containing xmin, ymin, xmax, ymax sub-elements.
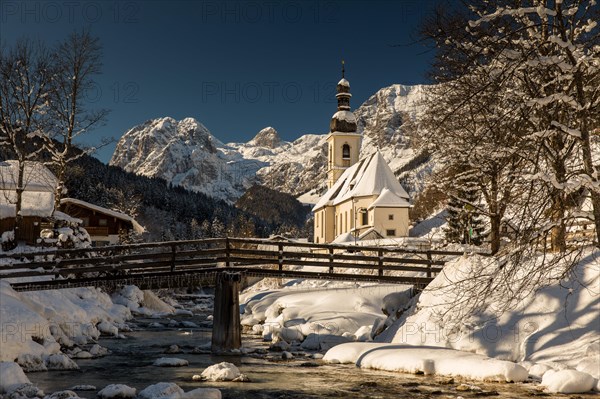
<box><xmin>211</xmin><ymin>271</ymin><xmax>241</xmax><ymax>352</ymax></box>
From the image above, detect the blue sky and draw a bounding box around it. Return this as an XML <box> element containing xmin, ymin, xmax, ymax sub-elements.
<box><xmin>1</xmin><ymin>0</ymin><xmax>438</xmax><ymax>163</ymax></box>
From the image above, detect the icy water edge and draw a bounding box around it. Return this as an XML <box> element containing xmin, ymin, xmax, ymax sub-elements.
<box><xmin>27</xmin><ymin>313</ymin><xmax>598</xmax><ymax>399</ymax></box>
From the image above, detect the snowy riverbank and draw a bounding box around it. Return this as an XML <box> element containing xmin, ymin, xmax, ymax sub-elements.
<box><xmin>1</xmin><ymin>248</ymin><xmax>598</xmax><ymax>396</ymax></box>
<box><xmin>336</xmin><ymin>249</ymin><xmax>599</xmax><ymax>393</ymax></box>
<box><xmin>0</xmin><ymin>281</ymin><xmax>191</xmax><ymax>395</ymax></box>
<box><xmin>238</xmin><ymin>248</ymin><xmax>600</xmax><ymax>394</ymax></box>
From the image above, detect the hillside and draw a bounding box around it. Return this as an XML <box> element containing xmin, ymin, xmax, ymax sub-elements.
<box><xmin>64</xmin><ymin>154</ymin><xmax>302</xmax><ymax>240</ymax></box>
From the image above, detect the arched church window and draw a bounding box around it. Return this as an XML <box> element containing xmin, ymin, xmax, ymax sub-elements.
<box><xmin>342</xmin><ymin>144</ymin><xmax>350</xmax><ymax>159</ymax></box>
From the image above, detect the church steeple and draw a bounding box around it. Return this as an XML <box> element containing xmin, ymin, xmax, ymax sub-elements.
<box><xmin>330</xmin><ymin>61</ymin><xmax>357</xmax><ymax>133</ymax></box>
<box><xmin>326</xmin><ymin>61</ymin><xmax>361</xmax><ymax>188</ymax></box>
<box><xmin>335</xmin><ymin>60</ymin><xmax>351</xmax><ymax>111</ymax></box>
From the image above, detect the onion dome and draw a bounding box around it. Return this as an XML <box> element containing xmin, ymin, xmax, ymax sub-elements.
<box><xmin>330</xmin><ymin>61</ymin><xmax>357</xmax><ymax>132</ymax></box>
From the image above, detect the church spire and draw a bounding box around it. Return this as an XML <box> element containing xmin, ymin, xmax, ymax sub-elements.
<box><xmin>336</xmin><ymin>61</ymin><xmax>351</xmax><ymax>111</ymax></box>
<box><xmin>326</xmin><ymin>64</ymin><xmax>361</xmax><ymax>188</ymax></box>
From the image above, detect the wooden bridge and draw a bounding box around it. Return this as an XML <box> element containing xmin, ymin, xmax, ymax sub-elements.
<box><xmin>0</xmin><ymin>237</ymin><xmax>462</xmax><ymax>351</ymax></box>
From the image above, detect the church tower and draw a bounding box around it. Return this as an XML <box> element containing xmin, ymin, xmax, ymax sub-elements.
<box><xmin>326</xmin><ymin>61</ymin><xmax>361</xmax><ymax>188</ymax></box>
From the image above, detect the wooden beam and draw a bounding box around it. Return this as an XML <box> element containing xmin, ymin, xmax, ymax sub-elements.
<box><xmin>211</xmin><ymin>272</ymin><xmax>241</xmax><ymax>352</ymax></box>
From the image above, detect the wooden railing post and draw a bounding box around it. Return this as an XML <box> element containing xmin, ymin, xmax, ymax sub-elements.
<box><xmin>170</xmin><ymin>243</ymin><xmax>176</xmax><ymax>272</ymax></box>
<box><xmin>225</xmin><ymin>237</ymin><xmax>231</xmax><ymax>267</ymax></box>
<box><xmin>426</xmin><ymin>251</ymin><xmax>432</xmax><ymax>278</ymax></box>
<box><xmin>278</xmin><ymin>243</ymin><xmax>283</xmax><ymax>271</ymax></box>
<box><xmin>378</xmin><ymin>249</ymin><xmax>383</xmax><ymax>277</ymax></box>
<box><xmin>328</xmin><ymin>247</ymin><xmax>334</xmax><ymax>274</ymax></box>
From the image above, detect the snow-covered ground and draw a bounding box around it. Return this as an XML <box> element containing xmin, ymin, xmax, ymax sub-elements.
<box><xmin>239</xmin><ymin>247</ymin><xmax>600</xmax><ymax>394</ymax></box>
<box><xmin>240</xmin><ymin>280</ymin><xmax>414</xmax><ymax>350</ymax></box>
<box><xmin>2</xmin><ymin>242</ymin><xmax>598</xmax><ymax>395</ymax></box>
<box><xmin>323</xmin><ymin>343</ymin><xmax>529</xmax><ymax>382</ymax></box>
<box><xmin>372</xmin><ymin>249</ymin><xmax>597</xmax><ymax>393</ymax></box>
<box><xmin>0</xmin><ymin>281</ymin><xmax>178</xmax><ymax>395</ymax></box>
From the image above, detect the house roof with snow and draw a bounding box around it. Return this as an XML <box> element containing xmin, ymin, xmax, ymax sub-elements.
<box><xmin>60</xmin><ymin>198</ymin><xmax>145</xmax><ymax>234</ymax></box>
<box><xmin>313</xmin><ymin>151</ymin><xmax>410</xmax><ymax>211</ymax></box>
<box><xmin>0</xmin><ymin>161</ymin><xmax>57</xmax><ymax>219</ymax></box>
<box><xmin>368</xmin><ymin>187</ymin><xmax>411</xmax><ymax>210</ymax></box>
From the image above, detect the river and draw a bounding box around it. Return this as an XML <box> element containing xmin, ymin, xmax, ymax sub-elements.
<box><xmin>27</xmin><ymin>312</ymin><xmax>597</xmax><ymax>398</ymax></box>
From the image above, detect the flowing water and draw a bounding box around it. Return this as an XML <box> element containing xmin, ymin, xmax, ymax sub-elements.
<box><xmin>27</xmin><ymin>313</ymin><xmax>597</xmax><ymax>399</ymax></box>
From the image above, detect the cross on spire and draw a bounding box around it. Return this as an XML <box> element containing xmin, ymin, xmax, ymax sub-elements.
<box><xmin>341</xmin><ymin>59</ymin><xmax>345</xmax><ymax>79</ymax></box>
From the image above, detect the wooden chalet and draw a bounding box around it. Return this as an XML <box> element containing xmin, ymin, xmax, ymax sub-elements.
<box><xmin>0</xmin><ymin>161</ymin><xmax>57</xmax><ymax>244</ymax></box>
<box><xmin>60</xmin><ymin>198</ymin><xmax>144</xmax><ymax>246</ymax></box>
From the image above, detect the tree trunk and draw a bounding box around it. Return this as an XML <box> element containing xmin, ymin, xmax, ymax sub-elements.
<box><xmin>14</xmin><ymin>157</ymin><xmax>25</xmax><ymax>240</ymax></box>
<box><xmin>490</xmin><ymin>212</ymin><xmax>501</xmax><ymax>255</ymax></box>
<box><xmin>488</xmin><ymin>174</ymin><xmax>501</xmax><ymax>255</ymax></box>
<box><xmin>53</xmin><ymin>159</ymin><xmax>66</xmax><ymax>213</ymax></box>
<box><xmin>550</xmin><ymin>190</ymin><xmax>567</xmax><ymax>252</ymax></box>
<box><xmin>578</xmin><ymin>128</ymin><xmax>600</xmax><ymax>247</ymax></box>
<box><xmin>590</xmin><ymin>191</ymin><xmax>600</xmax><ymax>248</ymax></box>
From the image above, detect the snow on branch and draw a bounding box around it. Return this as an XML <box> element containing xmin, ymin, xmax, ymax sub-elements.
<box><xmin>550</xmin><ymin>120</ymin><xmax>582</xmax><ymax>139</ymax></box>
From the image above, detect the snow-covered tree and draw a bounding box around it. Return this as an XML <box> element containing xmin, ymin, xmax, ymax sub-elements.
<box><xmin>415</xmin><ymin>0</ymin><xmax>599</xmax><ymax>327</ymax></box>
<box><xmin>444</xmin><ymin>171</ymin><xmax>486</xmax><ymax>246</ymax></box>
<box><xmin>200</xmin><ymin>219</ymin><xmax>212</xmax><ymax>238</ymax></box>
<box><xmin>211</xmin><ymin>217</ymin><xmax>226</xmax><ymax>238</ymax></box>
<box><xmin>0</xmin><ymin>39</ymin><xmax>52</xmax><ymax>234</ymax></box>
<box><xmin>44</xmin><ymin>30</ymin><xmax>109</xmax><ymax>210</ymax></box>
<box><xmin>189</xmin><ymin>218</ymin><xmax>202</xmax><ymax>239</ymax></box>
<box><xmin>418</xmin><ymin>74</ymin><xmax>525</xmax><ymax>253</ymax></box>
<box><xmin>420</xmin><ymin>0</ymin><xmax>599</xmax><ymax>250</ymax></box>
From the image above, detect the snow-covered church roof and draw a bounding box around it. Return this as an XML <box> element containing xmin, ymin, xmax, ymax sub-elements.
<box><xmin>368</xmin><ymin>187</ymin><xmax>410</xmax><ymax>209</ymax></box>
<box><xmin>313</xmin><ymin>151</ymin><xmax>410</xmax><ymax>211</ymax></box>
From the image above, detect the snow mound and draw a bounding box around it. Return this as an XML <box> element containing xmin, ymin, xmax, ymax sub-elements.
<box><xmin>112</xmin><ymin>285</ymin><xmax>175</xmax><ymax>316</ymax></box>
<box><xmin>138</xmin><ymin>382</ymin><xmax>219</xmax><ymax>399</ymax></box>
<box><xmin>0</xmin><ymin>281</ymin><xmax>53</xmax><ymax>363</ymax></box>
<box><xmin>45</xmin><ymin>390</ymin><xmax>83</xmax><ymax>398</ymax></box>
<box><xmin>97</xmin><ymin>384</ymin><xmax>136</xmax><ymax>399</ymax></box>
<box><xmin>200</xmin><ymin>362</ymin><xmax>241</xmax><ymax>381</ymax></box>
<box><xmin>0</xmin><ymin>362</ymin><xmax>30</xmax><ymax>394</ymax></box>
<box><xmin>153</xmin><ymin>357</ymin><xmax>189</xmax><ymax>367</ymax></box>
<box><xmin>379</xmin><ymin>249</ymin><xmax>600</xmax><ymax>374</ymax></box>
<box><xmin>139</xmin><ymin>382</ymin><xmax>183</xmax><ymax>399</ymax></box>
<box><xmin>241</xmin><ymin>284</ymin><xmax>411</xmax><ymax>348</ymax></box>
<box><xmin>541</xmin><ymin>369</ymin><xmax>596</xmax><ymax>394</ymax></box>
<box><xmin>324</xmin><ymin>343</ymin><xmax>528</xmax><ymax>382</ymax></box>
<box><xmin>1</xmin><ymin>279</ymin><xmax>132</xmax><ymax>367</ymax></box>
<box><xmin>45</xmin><ymin>353</ymin><xmax>79</xmax><ymax>370</ymax></box>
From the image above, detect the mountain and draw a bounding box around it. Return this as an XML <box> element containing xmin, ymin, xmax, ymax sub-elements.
<box><xmin>110</xmin><ymin>84</ymin><xmax>433</xmax><ymax>203</ymax></box>
<box><xmin>248</xmin><ymin>126</ymin><xmax>282</xmax><ymax>148</ymax></box>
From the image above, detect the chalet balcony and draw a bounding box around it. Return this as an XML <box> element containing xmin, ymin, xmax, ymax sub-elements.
<box><xmin>84</xmin><ymin>226</ymin><xmax>110</xmax><ymax>236</ymax></box>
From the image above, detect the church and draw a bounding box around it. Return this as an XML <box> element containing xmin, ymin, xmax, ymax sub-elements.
<box><xmin>312</xmin><ymin>68</ymin><xmax>411</xmax><ymax>244</ymax></box>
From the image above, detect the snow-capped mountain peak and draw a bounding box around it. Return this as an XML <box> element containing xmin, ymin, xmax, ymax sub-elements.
<box><xmin>110</xmin><ymin>117</ymin><xmax>242</xmax><ymax>200</ymax></box>
<box><xmin>248</xmin><ymin>126</ymin><xmax>282</xmax><ymax>149</ymax></box>
<box><xmin>110</xmin><ymin>84</ymin><xmax>433</xmax><ymax>202</ymax></box>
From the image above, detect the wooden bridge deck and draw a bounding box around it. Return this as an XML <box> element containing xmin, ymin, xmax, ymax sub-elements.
<box><xmin>0</xmin><ymin>237</ymin><xmax>463</xmax><ymax>292</ymax></box>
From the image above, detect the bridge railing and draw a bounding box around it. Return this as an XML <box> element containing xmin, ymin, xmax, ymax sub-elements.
<box><xmin>0</xmin><ymin>237</ymin><xmax>464</xmax><ymax>288</ymax></box>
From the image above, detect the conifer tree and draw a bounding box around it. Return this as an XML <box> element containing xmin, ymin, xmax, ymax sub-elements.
<box><xmin>445</xmin><ymin>175</ymin><xmax>486</xmax><ymax>246</ymax></box>
<box><xmin>211</xmin><ymin>217</ymin><xmax>226</xmax><ymax>238</ymax></box>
